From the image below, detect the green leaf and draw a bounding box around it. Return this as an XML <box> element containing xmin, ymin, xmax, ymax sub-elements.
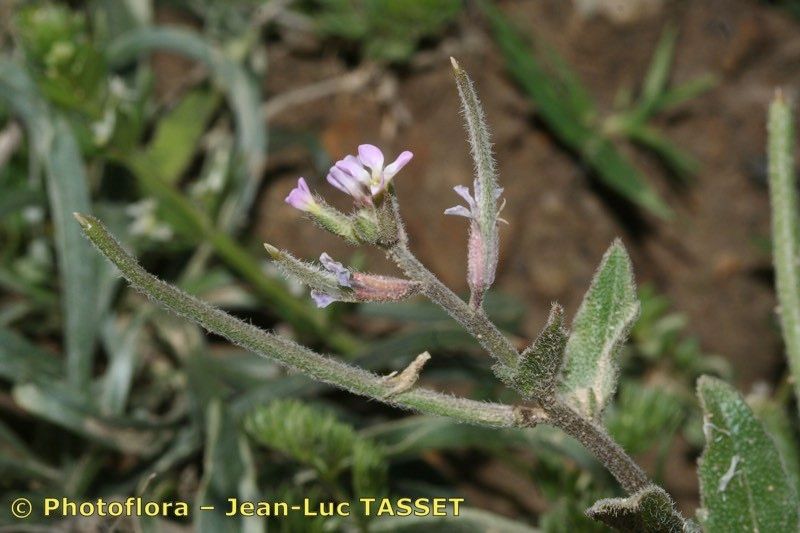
<box><xmin>134</xmin><ymin>89</ymin><xmax>220</xmax><ymax>185</ymax></box>
<box><xmin>506</xmin><ymin>303</ymin><xmax>567</xmax><ymax>399</ymax></box>
<box><xmin>0</xmin><ymin>60</ymin><xmax>103</xmax><ymax>389</ymax></box>
<box><xmin>767</xmin><ymin>93</ymin><xmax>800</xmax><ymax>412</ymax></box>
<box><xmin>696</xmin><ymin>376</ymin><xmax>800</xmax><ymax>532</ymax></box>
<box><xmin>351</xmin><ymin>439</ymin><xmax>388</xmax><ymax>501</ymax></box>
<box><xmin>0</xmin><ymin>328</ymin><xmax>61</xmax><ymax>383</ymax></box>
<box><xmin>245</xmin><ymin>400</ymin><xmax>357</xmax><ymax>479</ymax></box>
<box><xmin>606</xmin><ymin>382</ymin><xmax>685</xmax><ymax>456</ymax></box>
<box><xmin>11</xmin><ymin>383</ymin><xmax>167</xmax><ymax>455</ymax></box>
<box><xmin>586</xmin><ymin>486</ymin><xmax>696</xmax><ymax>533</ymax></box>
<box><xmin>748</xmin><ymin>393</ymin><xmax>800</xmax><ymax>501</ymax></box>
<box><xmin>641</xmin><ymin>25</ymin><xmax>677</xmax><ymax>107</ymax></box>
<box><xmin>559</xmin><ymin>240</ymin><xmax>639</xmax><ymax>418</ymax></box>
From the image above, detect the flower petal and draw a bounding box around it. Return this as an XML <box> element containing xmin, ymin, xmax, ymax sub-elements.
<box><xmin>319</xmin><ymin>253</ymin><xmax>352</xmax><ymax>287</ymax></box>
<box><xmin>310</xmin><ymin>290</ymin><xmax>336</xmax><ymax>308</ymax></box>
<box><xmin>358</xmin><ymin>144</ymin><xmax>384</xmax><ymax>171</ymax></box>
<box><xmin>444</xmin><ymin>205</ymin><xmax>472</xmax><ymax>218</ymax></box>
<box><xmin>336</xmin><ymin>155</ymin><xmax>371</xmax><ymax>184</ymax></box>
<box><xmin>383</xmin><ymin>150</ymin><xmax>413</xmax><ymax>179</ymax></box>
<box><xmin>453</xmin><ymin>185</ymin><xmax>476</xmax><ymax>208</ymax></box>
<box><xmin>285</xmin><ymin>177</ymin><xmax>316</xmax><ymax>211</ymax></box>
<box><xmin>327</xmin><ymin>167</ymin><xmax>365</xmax><ymax>200</ymax></box>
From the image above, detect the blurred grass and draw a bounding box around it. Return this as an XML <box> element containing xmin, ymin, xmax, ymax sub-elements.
<box><xmin>483</xmin><ymin>3</ymin><xmax>715</xmax><ymax>218</ymax></box>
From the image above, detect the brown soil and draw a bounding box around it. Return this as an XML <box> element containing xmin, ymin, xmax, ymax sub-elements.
<box><xmin>252</xmin><ymin>0</ymin><xmax>798</xmax><ymax>519</ymax></box>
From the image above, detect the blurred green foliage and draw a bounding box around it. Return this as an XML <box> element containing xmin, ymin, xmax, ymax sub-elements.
<box><xmin>484</xmin><ymin>3</ymin><xmax>715</xmax><ymax>218</ymax></box>
<box><xmin>311</xmin><ymin>0</ymin><xmax>463</xmax><ymax>62</ymax></box>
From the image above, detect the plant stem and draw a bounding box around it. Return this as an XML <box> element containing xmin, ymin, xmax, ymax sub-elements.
<box><xmin>385</xmin><ymin>201</ymin><xmax>652</xmax><ymax>494</ymax></box>
<box><xmin>388</xmin><ymin>243</ymin><xmax>519</xmax><ymax>369</ymax></box>
<box><xmin>767</xmin><ymin>92</ymin><xmax>800</xmax><ymax>411</ymax></box>
<box><xmin>74</xmin><ymin>214</ymin><xmax>547</xmax><ymax>430</ymax></box>
<box><xmin>545</xmin><ymin>402</ymin><xmax>650</xmax><ymax>493</ymax></box>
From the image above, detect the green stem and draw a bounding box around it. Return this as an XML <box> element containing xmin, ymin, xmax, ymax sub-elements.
<box><xmin>385</xmin><ymin>199</ymin><xmax>652</xmax><ymax>495</ymax></box>
<box><xmin>767</xmin><ymin>93</ymin><xmax>800</xmax><ymax>411</ymax></box>
<box><xmin>74</xmin><ymin>214</ymin><xmax>546</xmax><ymax>429</ymax></box>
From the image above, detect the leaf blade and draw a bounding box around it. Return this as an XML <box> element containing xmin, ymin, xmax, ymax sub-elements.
<box><xmin>559</xmin><ymin>240</ymin><xmax>640</xmax><ymax>418</ymax></box>
<box><xmin>697</xmin><ymin>376</ymin><xmax>800</xmax><ymax>532</ymax></box>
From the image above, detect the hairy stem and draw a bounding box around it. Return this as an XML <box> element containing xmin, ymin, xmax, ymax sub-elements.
<box><xmin>546</xmin><ymin>402</ymin><xmax>650</xmax><ymax>493</ymax></box>
<box><xmin>768</xmin><ymin>93</ymin><xmax>800</xmax><ymax>410</ymax></box>
<box><xmin>388</xmin><ymin>242</ymin><xmax>519</xmax><ymax>370</ymax></box>
<box><xmin>385</xmin><ymin>200</ymin><xmax>652</xmax><ymax>494</ymax></box>
<box><xmin>74</xmin><ymin>214</ymin><xmax>546</xmax><ymax>429</ymax></box>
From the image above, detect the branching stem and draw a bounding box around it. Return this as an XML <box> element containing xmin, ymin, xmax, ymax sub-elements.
<box><xmin>385</xmin><ymin>197</ymin><xmax>652</xmax><ymax>494</ymax></box>
<box><xmin>74</xmin><ymin>214</ymin><xmax>546</xmax><ymax>430</ymax></box>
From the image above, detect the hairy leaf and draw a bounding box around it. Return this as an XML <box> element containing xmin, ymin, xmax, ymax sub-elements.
<box><xmin>697</xmin><ymin>376</ymin><xmax>800</xmax><ymax>532</ymax></box>
<box><xmin>587</xmin><ymin>486</ymin><xmax>696</xmax><ymax>533</ymax></box>
<box><xmin>508</xmin><ymin>303</ymin><xmax>567</xmax><ymax>399</ymax></box>
<box><xmin>559</xmin><ymin>241</ymin><xmax>639</xmax><ymax>418</ymax></box>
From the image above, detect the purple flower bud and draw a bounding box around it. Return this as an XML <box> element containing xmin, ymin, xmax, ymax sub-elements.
<box><xmin>319</xmin><ymin>253</ymin><xmax>352</xmax><ymax>288</ymax></box>
<box><xmin>444</xmin><ymin>179</ymin><xmax>504</xmax><ymax>308</ymax></box>
<box><xmin>285</xmin><ymin>178</ymin><xmax>318</xmax><ymax>212</ymax></box>
<box><xmin>351</xmin><ymin>273</ymin><xmax>419</xmax><ymax>302</ymax></box>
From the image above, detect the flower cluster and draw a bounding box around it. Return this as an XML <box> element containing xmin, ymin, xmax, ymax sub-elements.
<box><xmin>285</xmin><ymin>144</ymin><xmax>413</xmax><ymax>211</ymax></box>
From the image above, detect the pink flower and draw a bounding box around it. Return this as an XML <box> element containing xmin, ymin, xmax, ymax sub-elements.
<box><xmin>445</xmin><ymin>179</ymin><xmax>505</xmax><ymax>308</ymax></box>
<box><xmin>285</xmin><ymin>178</ymin><xmax>318</xmax><ymax>212</ymax></box>
<box><xmin>327</xmin><ymin>144</ymin><xmax>413</xmax><ymax>203</ymax></box>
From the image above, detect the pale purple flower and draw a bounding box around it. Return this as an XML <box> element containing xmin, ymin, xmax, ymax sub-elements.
<box><xmin>309</xmin><ymin>252</ymin><xmax>352</xmax><ymax>308</ymax></box>
<box><xmin>285</xmin><ymin>178</ymin><xmax>318</xmax><ymax>212</ymax></box>
<box><xmin>319</xmin><ymin>253</ymin><xmax>352</xmax><ymax>288</ymax></box>
<box><xmin>445</xmin><ymin>179</ymin><xmax>505</xmax><ymax>308</ymax></box>
<box><xmin>327</xmin><ymin>144</ymin><xmax>413</xmax><ymax>203</ymax></box>
<box><xmin>310</xmin><ymin>290</ymin><xmax>336</xmax><ymax>308</ymax></box>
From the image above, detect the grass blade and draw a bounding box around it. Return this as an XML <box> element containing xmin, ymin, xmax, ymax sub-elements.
<box><xmin>483</xmin><ymin>4</ymin><xmax>671</xmax><ymax>218</ymax></box>
<box><xmin>0</xmin><ymin>61</ymin><xmax>102</xmax><ymax>388</ymax></box>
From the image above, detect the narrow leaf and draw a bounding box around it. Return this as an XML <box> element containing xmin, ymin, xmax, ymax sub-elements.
<box><xmin>767</xmin><ymin>93</ymin><xmax>800</xmax><ymax>411</ymax></box>
<box><xmin>482</xmin><ymin>4</ymin><xmax>671</xmax><ymax>218</ymax></box>
<box><xmin>196</xmin><ymin>401</ymin><xmax>263</xmax><ymax>533</ymax></box>
<box><xmin>697</xmin><ymin>376</ymin><xmax>800</xmax><ymax>532</ymax></box>
<box><xmin>0</xmin><ymin>60</ymin><xmax>102</xmax><ymax>388</ymax></box>
<box><xmin>136</xmin><ymin>89</ymin><xmax>220</xmax><ymax>185</ymax></box>
<box><xmin>587</xmin><ymin>486</ymin><xmax>697</xmax><ymax>533</ymax></box>
<box><xmin>559</xmin><ymin>240</ymin><xmax>640</xmax><ymax>418</ymax></box>
<box><xmin>641</xmin><ymin>25</ymin><xmax>678</xmax><ymax>106</ymax></box>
